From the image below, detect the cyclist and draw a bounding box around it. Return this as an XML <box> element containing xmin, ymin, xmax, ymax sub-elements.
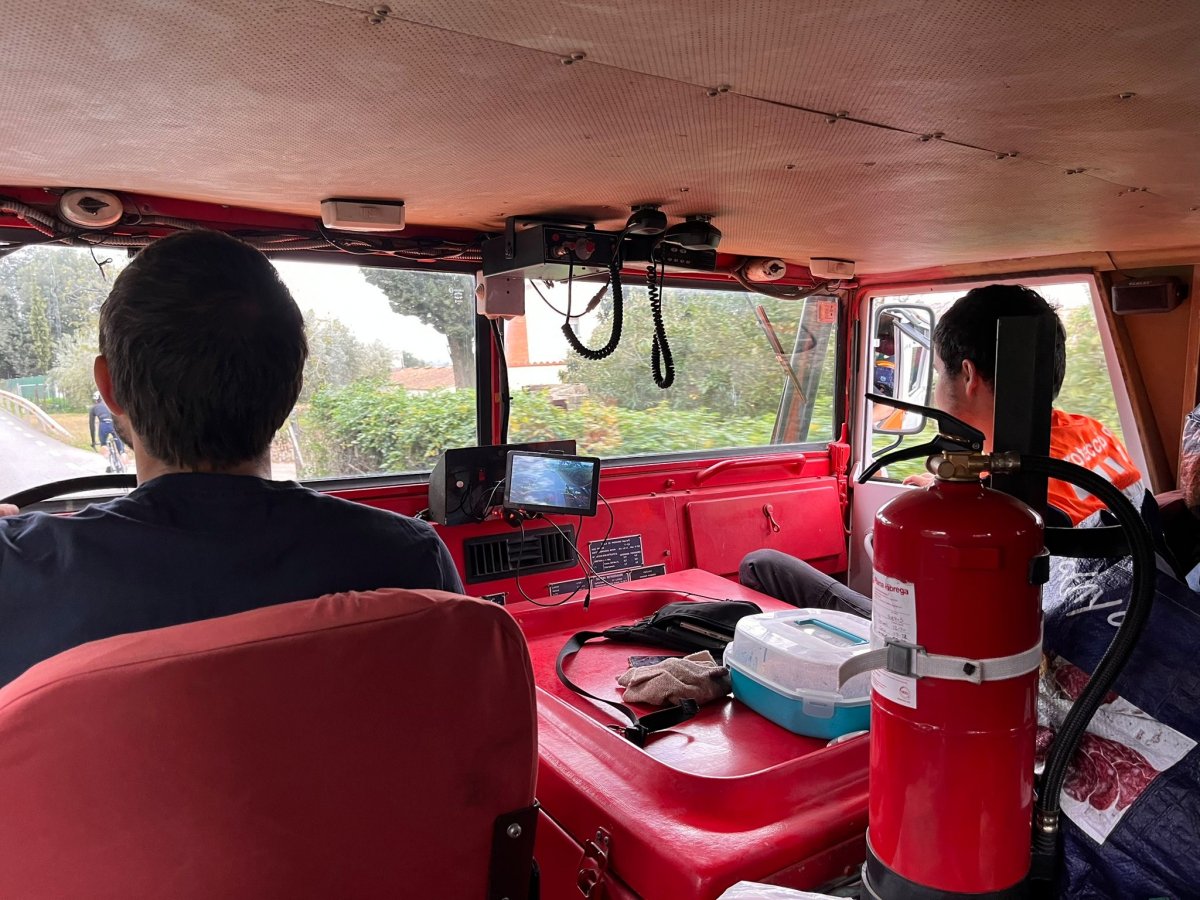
<box><xmin>88</xmin><ymin>390</ymin><xmax>126</xmax><ymax>470</ymax></box>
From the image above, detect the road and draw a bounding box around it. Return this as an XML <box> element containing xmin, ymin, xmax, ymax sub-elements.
<box><xmin>0</xmin><ymin>408</ymin><xmax>110</xmax><ymax>499</ymax></box>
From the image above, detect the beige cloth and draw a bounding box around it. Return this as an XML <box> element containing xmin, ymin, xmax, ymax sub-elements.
<box><xmin>615</xmin><ymin>651</ymin><xmax>732</xmax><ymax>706</ymax></box>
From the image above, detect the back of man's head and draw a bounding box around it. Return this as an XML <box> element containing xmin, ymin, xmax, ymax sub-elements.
<box><xmin>99</xmin><ymin>230</ymin><xmax>307</xmax><ymax>469</ymax></box>
<box><xmin>933</xmin><ymin>284</ymin><xmax>1067</xmax><ymax>398</ymax></box>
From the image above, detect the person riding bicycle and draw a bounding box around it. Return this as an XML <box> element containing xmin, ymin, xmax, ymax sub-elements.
<box><xmin>88</xmin><ymin>390</ymin><xmax>126</xmax><ymax>459</ymax></box>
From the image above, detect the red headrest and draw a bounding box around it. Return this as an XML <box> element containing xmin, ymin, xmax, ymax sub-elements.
<box><xmin>0</xmin><ymin>589</ymin><xmax>536</xmax><ymax>899</ymax></box>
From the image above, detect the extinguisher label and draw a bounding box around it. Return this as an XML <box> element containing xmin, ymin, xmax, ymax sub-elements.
<box><xmin>871</xmin><ymin>572</ymin><xmax>919</xmax><ymax>708</ymax></box>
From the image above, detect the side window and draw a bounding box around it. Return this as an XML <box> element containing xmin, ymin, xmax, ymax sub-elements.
<box><xmin>864</xmin><ymin>282</ymin><xmax>1126</xmax><ymax>481</ymax></box>
<box><xmin>503</xmin><ymin>278</ymin><xmax>840</xmax><ymax>457</ymax></box>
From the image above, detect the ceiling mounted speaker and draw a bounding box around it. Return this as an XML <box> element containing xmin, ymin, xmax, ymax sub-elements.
<box><xmin>59</xmin><ymin>189</ymin><xmax>123</xmax><ymax>229</ymax></box>
<box><xmin>624</xmin><ymin>205</ymin><xmax>667</xmax><ymax>236</ymax></box>
<box><xmin>660</xmin><ymin>214</ymin><xmax>721</xmax><ymax>251</ymax></box>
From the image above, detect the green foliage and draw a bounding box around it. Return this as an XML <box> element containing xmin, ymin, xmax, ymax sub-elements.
<box><xmin>363</xmin><ymin>268</ymin><xmax>476</xmax><ymax>388</ymax></box>
<box><xmin>301</xmin><ymin>381</ymin><xmax>776</xmax><ymax>477</ymax></box>
<box><xmin>0</xmin><ymin>292</ymin><xmax>35</xmax><ymax>379</ymax></box>
<box><xmin>1056</xmin><ymin>305</ymin><xmax>1124</xmax><ymax>443</ymax></box>
<box><xmin>301</xmin><ymin>382</ymin><xmax>477</xmax><ymax>476</ymax></box>
<box><xmin>37</xmin><ymin>395</ymin><xmax>78</xmax><ymax>413</ymax></box>
<box><xmin>563</xmin><ymin>287</ymin><xmax>808</xmax><ymax>419</ymax></box>
<box><xmin>301</xmin><ymin>313</ymin><xmax>393</xmax><ymax>402</ymax></box>
<box><xmin>0</xmin><ymin>247</ymin><xmax>116</xmax><ymax>378</ymax></box>
<box><xmin>47</xmin><ymin>314</ymin><xmax>101</xmax><ymax>410</ymax></box>
<box><xmin>27</xmin><ymin>291</ymin><xmax>52</xmax><ymax>372</ymax></box>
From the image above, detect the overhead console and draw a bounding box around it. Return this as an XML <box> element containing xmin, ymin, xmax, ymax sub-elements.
<box><xmin>480</xmin><ymin>212</ymin><xmax>720</xmax><ymax>281</ymax></box>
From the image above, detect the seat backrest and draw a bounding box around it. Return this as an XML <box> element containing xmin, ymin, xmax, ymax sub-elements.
<box><xmin>0</xmin><ymin>589</ymin><xmax>537</xmax><ymax>899</ymax></box>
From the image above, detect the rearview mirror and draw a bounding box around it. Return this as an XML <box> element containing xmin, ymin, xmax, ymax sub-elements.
<box><xmin>870</xmin><ymin>305</ymin><xmax>934</xmax><ymax>435</ymax></box>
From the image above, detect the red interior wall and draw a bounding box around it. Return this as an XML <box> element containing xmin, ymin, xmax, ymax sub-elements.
<box><xmin>331</xmin><ymin>450</ymin><xmax>845</xmax><ymax>606</ymax></box>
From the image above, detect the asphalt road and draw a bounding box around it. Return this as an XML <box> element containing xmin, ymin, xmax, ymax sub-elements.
<box><xmin>0</xmin><ymin>408</ymin><xmax>110</xmax><ymax>499</ymax></box>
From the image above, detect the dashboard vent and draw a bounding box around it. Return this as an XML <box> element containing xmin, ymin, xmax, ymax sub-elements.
<box><xmin>464</xmin><ymin>525</ymin><xmax>577</xmax><ymax>583</ymax></box>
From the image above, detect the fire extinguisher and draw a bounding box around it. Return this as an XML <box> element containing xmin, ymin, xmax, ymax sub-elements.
<box><xmin>840</xmin><ymin>396</ymin><xmax>1156</xmax><ymax>899</ymax></box>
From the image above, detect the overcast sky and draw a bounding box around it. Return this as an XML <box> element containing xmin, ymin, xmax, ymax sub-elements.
<box><xmin>272</xmin><ymin>259</ymin><xmax>452</xmax><ymax>365</ymax></box>
<box><xmin>271</xmin><ymin>259</ymin><xmax>597</xmax><ymax>367</ymax></box>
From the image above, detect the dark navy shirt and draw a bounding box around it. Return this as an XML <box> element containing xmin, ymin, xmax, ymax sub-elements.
<box><xmin>0</xmin><ymin>473</ymin><xmax>464</xmax><ymax>687</ymax></box>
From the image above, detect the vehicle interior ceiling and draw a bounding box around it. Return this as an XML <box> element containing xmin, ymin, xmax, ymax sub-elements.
<box><xmin>4</xmin><ymin>1</ymin><xmax>1200</xmax><ymax>584</ymax></box>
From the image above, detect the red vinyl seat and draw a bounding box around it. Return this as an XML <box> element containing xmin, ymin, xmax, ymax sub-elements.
<box><xmin>0</xmin><ymin>588</ymin><xmax>538</xmax><ymax>899</ymax></box>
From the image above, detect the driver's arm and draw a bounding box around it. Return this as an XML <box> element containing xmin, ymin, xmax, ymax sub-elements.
<box><xmin>0</xmin><ymin>505</ymin><xmax>17</xmax><ymax>517</ymax></box>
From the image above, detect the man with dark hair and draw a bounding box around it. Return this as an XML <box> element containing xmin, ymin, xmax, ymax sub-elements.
<box><xmin>923</xmin><ymin>284</ymin><xmax>1142</xmax><ymax>522</ymax></box>
<box><xmin>0</xmin><ymin>230</ymin><xmax>463</xmax><ymax>687</ymax></box>
<box><xmin>741</xmin><ymin>283</ymin><xmax>1145</xmax><ymax>613</ymax></box>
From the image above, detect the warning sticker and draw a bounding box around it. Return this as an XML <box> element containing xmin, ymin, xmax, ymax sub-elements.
<box><xmin>871</xmin><ymin>572</ymin><xmax>918</xmax><ymax>709</ymax></box>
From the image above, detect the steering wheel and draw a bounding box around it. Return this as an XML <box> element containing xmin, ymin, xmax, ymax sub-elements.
<box><xmin>1</xmin><ymin>474</ymin><xmax>137</xmax><ymax>509</ymax></box>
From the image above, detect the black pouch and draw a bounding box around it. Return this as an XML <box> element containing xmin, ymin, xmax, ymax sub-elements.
<box><xmin>598</xmin><ymin>600</ymin><xmax>763</xmax><ymax>654</ymax></box>
<box><xmin>555</xmin><ymin>599</ymin><xmax>762</xmax><ymax>746</ymax></box>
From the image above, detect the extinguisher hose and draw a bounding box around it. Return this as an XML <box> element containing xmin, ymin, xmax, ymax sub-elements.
<box><xmin>1018</xmin><ymin>455</ymin><xmax>1156</xmax><ymax>844</ymax></box>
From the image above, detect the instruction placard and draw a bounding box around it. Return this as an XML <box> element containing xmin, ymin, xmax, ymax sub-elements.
<box><xmin>589</xmin><ymin>535</ymin><xmax>644</xmax><ymax>573</ymax></box>
<box><xmin>871</xmin><ymin>572</ymin><xmax>918</xmax><ymax>709</ymax></box>
<box><xmin>547</xmin><ymin>564</ymin><xmax>666</xmax><ymax>596</ymax></box>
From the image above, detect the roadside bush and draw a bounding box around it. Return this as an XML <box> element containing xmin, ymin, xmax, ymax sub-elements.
<box><xmin>301</xmin><ymin>382</ymin><xmax>776</xmax><ymax>477</ymax></box>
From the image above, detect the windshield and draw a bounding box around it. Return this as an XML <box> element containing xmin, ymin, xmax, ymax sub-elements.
<box><xmin>503</xmin><ymin>276</ymin><xmax>839</xmax><ymax>457</ymax></box>
<box><xmin>0</xmin><ymin>247</ymin><xmax>476</xmax><ymax>498</ymax></box>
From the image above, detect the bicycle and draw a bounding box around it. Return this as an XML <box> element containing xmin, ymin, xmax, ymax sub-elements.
<box><xmin>102</xmin><ymin>432</ymin><xmax>125</xmax><ymax>474</ymax></box>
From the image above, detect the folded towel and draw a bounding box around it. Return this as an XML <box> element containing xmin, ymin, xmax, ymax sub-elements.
<box><xmin>615</xmin><ymin>651</ymin><xmax>732</xmax><ymax>706</ymax></box>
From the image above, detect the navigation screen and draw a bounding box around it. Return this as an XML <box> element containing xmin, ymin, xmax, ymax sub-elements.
<box><xmin>504</xmin><ymin>451</ymin><xmax>601</xmax><ymax>516</ymax></box>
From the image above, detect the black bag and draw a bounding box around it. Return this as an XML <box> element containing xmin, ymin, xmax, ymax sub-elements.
<box><xmin>555</xmin><ymin>600</ymin><xmax>762</xmax><ymax>746</ymax></box>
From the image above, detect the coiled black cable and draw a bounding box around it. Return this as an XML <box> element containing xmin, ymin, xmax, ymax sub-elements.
<box><xmin>647</xmin><ymin>258</ymin><xmax>675</xmax><ymax>388</ymax></box>
<box><xmin>1022</xmin><ymin>454</ymin><xmax>1155</xmax><ymax>862</ymax></box>
<box><xmin>562</xmin><ymin>254</ymin><xmax>623</xmax><ymax>360</ymax></box>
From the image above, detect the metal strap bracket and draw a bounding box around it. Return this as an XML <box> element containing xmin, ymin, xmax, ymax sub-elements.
<box><xmin>839</xmin><ymin>634</ymin><xmax>1043</xmax><ymax>688</ymax></box>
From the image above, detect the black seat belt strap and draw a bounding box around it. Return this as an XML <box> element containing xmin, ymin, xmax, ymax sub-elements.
<box><xmin>555</xmin><ymin>632</ymin><xmax>698</xmax><ymax>747</ymax></box>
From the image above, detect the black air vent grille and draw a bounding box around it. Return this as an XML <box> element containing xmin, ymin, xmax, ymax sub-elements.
<box><xmin>464</xmin><ymin>525</ymin><xmax>578</xmax><ymax>583</ymax></box>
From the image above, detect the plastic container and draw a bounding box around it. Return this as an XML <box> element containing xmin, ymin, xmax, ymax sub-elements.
<box><xmin>725</xmin><ymin>608</ymin><xmax>873</xmax><ymax>739</ymax></box>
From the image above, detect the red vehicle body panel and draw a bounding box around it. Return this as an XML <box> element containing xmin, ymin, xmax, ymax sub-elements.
<box><xmin>513</xmin><ymin>569</ymin><xmax>868</xmax><ymax>899</ymax></box>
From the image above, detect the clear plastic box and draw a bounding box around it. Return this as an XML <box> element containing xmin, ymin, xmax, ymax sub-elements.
<box><xmin>725</xmin><ymin>609</ymin><xmax>874</xmax><ymax>739</ymax></box>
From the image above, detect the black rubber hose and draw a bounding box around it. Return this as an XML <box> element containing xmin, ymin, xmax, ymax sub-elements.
<box><xmin>1020</xmin><ymin>454</ymin><xmax>1156</xmax><ymax>840</ymax></box>
<box><xmin>562</xmin><ymin>256</ymin><xmax>623</xmax><ymax>360</ymax></box>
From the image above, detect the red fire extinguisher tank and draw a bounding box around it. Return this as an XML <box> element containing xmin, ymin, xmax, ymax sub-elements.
<box><xmin>868</xmin><ymin>479</ymin><xmax>1044</xmax><ymax>894</ymax></box>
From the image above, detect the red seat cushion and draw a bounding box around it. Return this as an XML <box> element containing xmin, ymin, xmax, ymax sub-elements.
<box><xmin>0</xmin><ymin>589</ymin><xmax>536</xmax><ymax>899</ymax></box>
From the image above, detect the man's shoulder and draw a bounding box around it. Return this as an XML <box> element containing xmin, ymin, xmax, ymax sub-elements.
<box><xmin>284</xmin><ymin>485</ymin><xmax>439</xmax><ymax>544</ymax></box>
<box><xmin>1050</xmin><ymin>409</ymin><xmax>1134</xmax><ymax>455</ymax></box>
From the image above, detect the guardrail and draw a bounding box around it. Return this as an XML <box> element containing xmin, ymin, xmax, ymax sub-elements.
<box><xmin>0</xmin><ymin>390</ymin><xmax>73</xmax><ymax>441</ymax></box>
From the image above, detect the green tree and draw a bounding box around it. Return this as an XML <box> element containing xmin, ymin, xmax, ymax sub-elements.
<box><xmin>47</xmin><ymin>314</ymin><xmax>101</xmax><ymax>409</ymax></box>
<box><xmin>27</xmin><ymin>291</ymin><xmax>53</xmax><ymax>373</ymax></box>
<box><xmin>301</xmin><ymin>313</ymin><xmax>394</xmax><ymax>401</ymax></box>
<box><xmin>363</xmin><ymin>269</ymin><xmax>476</xmax><ymax>388</ymax></box>
<box><xmin>0</xmin><ymin>291</ymin><xmax>35</xmax><ymax>379</ymax></box>
<box><xmin>563</xmin><ymin>286</ymin><xmax>810</xmax><ymax>418</ymax></box>
<box><xmin>0</xmin><ymin>246</ymin><xmax>117</xmax><ymax>378</ymax></box>
<box><xmin>1057</xmin><ymin>305</ymin><xmax>1124</xmax><ymax>442</ymax></box>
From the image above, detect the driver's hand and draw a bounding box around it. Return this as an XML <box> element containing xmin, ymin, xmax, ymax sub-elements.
<box><xmin>903</xmin><ymin>473</ymin><xmax>935</xmax><ymax>488</ymax></box>
<box><xmin>0</xmin><ymin>504</ymin><xmax>18</xmax><ymax>517</ymax></box>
